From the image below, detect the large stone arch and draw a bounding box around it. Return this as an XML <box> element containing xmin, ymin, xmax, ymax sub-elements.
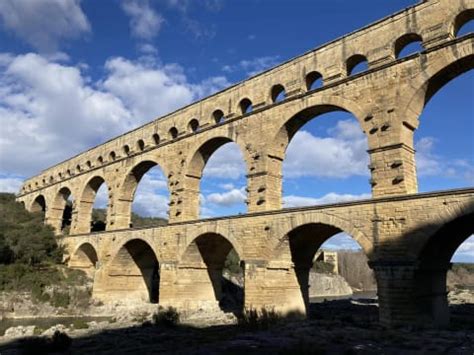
<box><xmin>69</xmin><ymin>242</ymin><xmax>99</xmax><ymax>278</ymax></box>
<box><xmin>175</xmin><ymin>232</ymin><xmax>243</xmax><ymax>312</ymax></box>
<box><xmin>265</xmin><ymin>211</ymin><xmax>373</xmax><ymax>314</ymax></box>
<box><xmin>412</xmin><ymin>205</ymin><xmax>474</xmax><ymax>327</ymax></box>
<box><xmin>403</xmin><ymin>46</ymin><xmax>474</xmax><ymax>124</ymax></box>
<box><xmin>94</xmin><ymin>238</ymin><xmax>160</xmax><ymax>303</ymax></box>
<box><xmin>180</xmin><ymin>135</ymin><xmax>249</xmax><ymax>220</ymax></box>
<box><xmin>114</xmin><ymin>158</ymin><xmax>170</xmax><ymax>229</ymax></box>
<box><xmin>48</xmin><ymin>186</ymin><xmax>74</xmax><ymax>234</ymax></box>
<box><xmin>72</xmin><ymin>175</ymin><xmax>111</xmax><ymax>235</ymax></box>
<box><xmin>268</xmin><ymin>95</ymin><xmax>367</xmax><ymax>159</ymax></box>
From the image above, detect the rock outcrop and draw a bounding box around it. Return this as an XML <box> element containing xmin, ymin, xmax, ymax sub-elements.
<box><xmin>308</xmin><ymin>272</ymin><xmax>353</xmax><ymax>298</ymax></box>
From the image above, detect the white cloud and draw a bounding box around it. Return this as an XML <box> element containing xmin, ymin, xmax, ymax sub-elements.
<box><xmin>0</xmin><ymin>0</ymin><xmax>90</xmax><ymax>53</ymax></box>
<box><xmin>202</xmin><ymin>143</ymin><xmax>246</xmax><ymax>179</ymax></box>
<box><xmin>0</xmin><ymin>176</ymin><xmax>23</xmax><ymax>193</ymax></box>
<box><xmin>206</xmin><ymin>187</ymin><xmax>246</xmax><ymax>207</ymax></box>
<box><xmin>283</xmin><ymin>120</ymin><xmax>369</xmax><ymax>179</ymax></box>
<box><xmin>131</xmin><ymin>172</ymin><xmax>169</xmax><ymax>218</ymax></box>
<box><xmin>121</xmin><ymin>0</ymin><xmax>163</xmax><ymax>40</ymax></box>
<box><xmin>415</xmin><ymin>137</ymin><xmax>474</xmax><ymax>183</ymax></box>
<box><xmin>0</xmin><ymin>53</ymin><xmax>230</xmax><ymax>180</ymax></box>
<box><xmin>222</xmin><ymin>55</ymin><xmax>280</xmax><ymax>76</ymax></box>
<box><xmin>283</xmin><ymin>192</ymin><xmax>371</xmax><ymax>208</ymax></box>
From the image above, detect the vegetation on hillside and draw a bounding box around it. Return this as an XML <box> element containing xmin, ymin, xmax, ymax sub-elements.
<box><xmin>0</xmin><ymin>193</ymin><xmax>88</xmax><ymax>307</ymax></box>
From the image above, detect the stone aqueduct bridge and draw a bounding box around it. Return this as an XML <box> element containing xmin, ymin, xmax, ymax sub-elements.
<box><xmin>16</xmin><ymin>0</ymin><xmax>474</xmax><ymax>327</ymax></box>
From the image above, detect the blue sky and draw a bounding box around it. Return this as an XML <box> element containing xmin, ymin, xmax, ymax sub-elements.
<box><xmin>0</xmin><ymin>0</ymin><xmax>472</xmax><ymax>261</ymax></box>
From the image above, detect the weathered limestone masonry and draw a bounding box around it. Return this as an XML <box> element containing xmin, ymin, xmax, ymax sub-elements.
<box><xmin>16</xmin><ymin>0</ymin><xmax>474</xmax><ymax>327</ymax></box>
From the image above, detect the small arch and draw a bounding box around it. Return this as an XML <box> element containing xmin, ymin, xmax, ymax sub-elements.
<box><xmin>123</xmin><ymin>145</ymin><xmax>131</xmax><ymax>156</ymax></box>
<box><xmin>213</xmin><ymin>109</ymin><xmax>224</xmax><ymax>124</ymax></box>
<box><xmin>305</xmin><ymin>71</ymin><xmax>323</xmax><ymax>91</ymax></box>
<box><xmin>119</xmin><ymin>160</ymin><xmax>169</xmax><ymax>228</ymax></box>
<box><xmin>152</xmin><ymin>133</ymin><xmax>160</xmax><ymax>145</ymax></box>
<box><xmin>30</xmin><ymin>195</ymin><xmax>46</xmax><ymax>214</ymax></box>
<box><xmin>169</xmin><ymin>127</ymin><xmax>178</xmax><ymax>139</ymax></box>
<box><xmin>76</xmin><ymin>175</ymin><xmax>109</xmax><ymax>233</ymax></box>
<box><xmin>271</xmin><ymin>84</ymin><xmax>286</xmax><ymax>103</ymax></box>
<box><xmin>137</xmin><ymin>139</ymin><xmax>145</xmax><ymax>152</ymax></box>
<box><xmin>239</xmin><ymin>98</ymin><xmax>253</xmax><ymax>114</ymax></box>
<box><xmin>107</xmin><ymin>239</ymin><xmax>160</xmax><ymax>303</ymax></box>
<box><xmin>453</xmin><ymin>9</ymin><xmax>474</xmax><ymax>37</ymax></box>
<box><xmin>97</xmin><ymin>156</ymin><xmax>104</xmax><ymax>165</ymax></box>
<box><xmin>347</xmin><ymin>54</ymin><xmax>369</xmax><ymax>76</ymax></box>
<box><xmin>86</xmin><ymin>160</ymin><xmax>92</xmax><ymax>169</ymax></box>
<box><xmin>109</xmin><ymin>151</ymin><xmax>116</xmax><ymax>161</ymax></box>
<box><xmin>76</xmin><ymin>164</ymin><xmax>82</xmax><ymax>173</ymax></box>
<box><xmin>58</xmin><ymin>172</ymin><xmax>63</xmax><ymax>179</ymax></box>
<box><xmin>67</xmin><ymin>169</ymin><xmax>72</xmax><ymax>177</ymax></box>
<box><xmin>188</xmin><ymin>118</ymin><xmax>200</xmax><ymax>133</ymax></box>
<box><xmin>49</xmin><ymin>176</ymin><xmax>54</xmax><ymax>183</ymax></box>
<box><xmin>69</xmin><ymin>243</ymin><xmax>98</xmax><ymax>278</ymax></box>
<box><xmin>394</xmin><ymin>33</ymin><xmax>423</xmax><ymax>59</ymax></box>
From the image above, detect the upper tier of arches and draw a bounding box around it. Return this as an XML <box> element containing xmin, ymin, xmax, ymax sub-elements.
<box><xmin>19</xmin><ymin>3</ymin><xmax>473</xmax><ymax>194</ymax></box>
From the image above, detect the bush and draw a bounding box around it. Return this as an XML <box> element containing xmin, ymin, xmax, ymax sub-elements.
<box><xmin>51</xmin><ymin>291</ymin><xmax>70</xmax><ymax>308</ymax></box>
<box><xmin>152</xmin><ymin>306</ymin><xmax>180</xmax><ymax>327</ymax></box>
<box><xmin>312</xmin><ymin>261</ymin><xmax>334</xmax><ymax>274</ymax></box>
<box><xmin>238</xmin><ymin>308</ymin><xmax>284</xmax><ymax>330</ymax></box>
<box><xmin>72</xmin><ymin>319</ymin><xmax>89</xmax><ymax>329</ymax></box>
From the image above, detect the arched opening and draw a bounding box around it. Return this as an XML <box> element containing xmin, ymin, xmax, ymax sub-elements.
<box><xmin>76</xmin><ymin>164</ymin><xmax>82</xmax><ymax>173</ymax></box>
<box><xmin>187</xmin><ymin>137</ymin><xmax>247</xmax><ymax>218</ymax></box>
<box><xmin>453</xmin><ymin>9</ymin><xmax>474</xmax><ymax>37</ymax></box>
<box><xmin>178</xmin><ymin>233</ymin><xmax>243</xmax><ymax>314</ymax></box>
<box><xmin>106</xmin><ymin>239</ymin><xmax>159</xmax><ymax>303</ymax></box>
<box><xmin>394</xmin><ymin>33</ymin><xmax>423</xmax><ymax>59</ymax></box>
<box><xmin>414</xmin><ymin>57</ymin><xmax>473</xmax><ymax>192</ymax></box>
<box><xmin>213</xmin><ymin>109</ymin><xmax>224</xmax><ymax>124</ymax></box>
<box><xmin>280</xmin><ymin>106</ymin><xmax>370</xmax><ymax>209</ymax></box>
<box><xmin>239</xmin><ymin>98</ymin><xmax>253</xmax><ymax>114</ymax></box>
<box><xmin>152</xmin><ymin>133</ymin><xmax>160</xmax><ymax>145</ymax></box>
<box><xmin>123</xmin><ymin>145</ymin><xmax>131</xmax><ymax>156</ymax></box>
<box><xmin>306</xmin><ymin>71</ymin><xmax>323</xmax><ymax>91</ymax></box>
<box><xmin>188</xmin><ymin>118</ymin><xmax>200</xmax><ymax>133</ymax></box>
<box><xmin>76</xmin><ymin>176</ymin><xmax>109</xmax><ymax>233</ymax></box>
<box><xmin>415</xmin><ymin>211</ymin><xmax>474</xmax><ymax>327</ymax></box>
<box><xmin>272</xmin><ymin>223</ymin><xmax>373</xmax><ymax>316</ymax></box>
<box><xmin>30</xmin><ymin>195</ymin><xmax>46</xmax><ymax>221</ymax></box>
<box><xmin>347</xmin><ymin>54</ymin><xmax>369</xmax><ymax>76</ymax></box>
<box><xmin>52</xmin><ymin>187</ymin><xmax>74</xmax><ymax>234</ymax></box>
<box><xmin>271</xmin><ymin>84</ymin><xmax>286</xmax><ymax>103</ymax></box>
<box><xmin>109</xmin><ymin>151</ymin><xmax>116</xmax><ymax>161</ymax></box>
<box><xmin>69</xmin><ymin>243</ymin><xmax>98</xmax><ymax>278</ymax></box>
<box><xmin>86</xmin><ymin>161</ymin><xmax>92</xmax><ymax>169</ymax></box>
<box><xmin>169</xmin><ymin>127</ymin><xmax>178</xmax><ymax>140</ymax></box>
<box><xmin>121</xmin><ymin>160</ymin><xmax>169</xmax><ymax>229</ymax></box>
<box><xmin>97</xmin><ymin>156</ymin><xmax>104</xmax><ymax>165</ymax></box>
<box><xmin>137</xmin><ymin>139</ymin><xmax>145</xmax><ymax>152</ymax></box>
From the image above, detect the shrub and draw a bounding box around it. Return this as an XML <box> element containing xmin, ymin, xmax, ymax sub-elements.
<box><xmin>72</xmin><ymin>319</ymin><xmax>89</xmax><ymax>329</ymax></box>
<box><xmin>238</xmin><ymin>308</ymin><xmax>283</xmax><ymax>330</ymax></box>
<box><xmin>152</xmin><ymin>306</ymin><xmax>180</xmax><ymax>327</ymax></box>
<box><xmin>50</xmin><ymin>291</ymin><xmax>70</xmax><ymax>308</ymax></box>
<box><xmin>312</xmin><ymin>261</ymin><xmax>334</xmax><ymax>274</ymax></box>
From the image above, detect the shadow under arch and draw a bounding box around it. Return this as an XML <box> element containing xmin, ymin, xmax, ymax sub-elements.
<box><xmin>177</xmin><ymin>232</ymin><xmax>243</xmax><ymax>314</ymax></box>
<box><xmin>182</xmin><ymin>136</ymin><xmax>248</xmax><ymax>219</ymax></box>
<box><xmin>117</xmin><ymin>159</ymin><xmax>169</xmax><ymax>228</ymax></box>
<box><xmin>105</xmin><ymin>239</ymin><xmax>160</xmax><ymax>303</ymax></box>
<box><xmin>69</xmin><ymin>242</ymin><xmax>98</xmax><ymax>278</ymax></box>
<box><xmin>74</xmin><ymin>175</ymin><xmax>110</xmax><ymax>234</ymax></box>
<box><xmin>270</xmin><ymin>216</ymin><xmax>372</xmax><ymax>314</ymax></box>
<box><xmin>51</xmin><ymin>187</ymin><xmax>74</xmax><ymax>233</ymax></box>
<box><xmin>414</xmin><ymin>209</ymin><xmax>474</xmax><ymax>327</ymax></box>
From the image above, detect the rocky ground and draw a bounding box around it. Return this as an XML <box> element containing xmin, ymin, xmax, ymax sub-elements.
<box><xmin>0</xmin><ymin>290</ymin><xmax>472</xmax><ymax>354</ymax></box>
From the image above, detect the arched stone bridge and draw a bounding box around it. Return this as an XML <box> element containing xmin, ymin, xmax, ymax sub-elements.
<box><xmin>16</xmin><ymin>0</ymin><xmax>474</xmax><ymax>327</ymax></box>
